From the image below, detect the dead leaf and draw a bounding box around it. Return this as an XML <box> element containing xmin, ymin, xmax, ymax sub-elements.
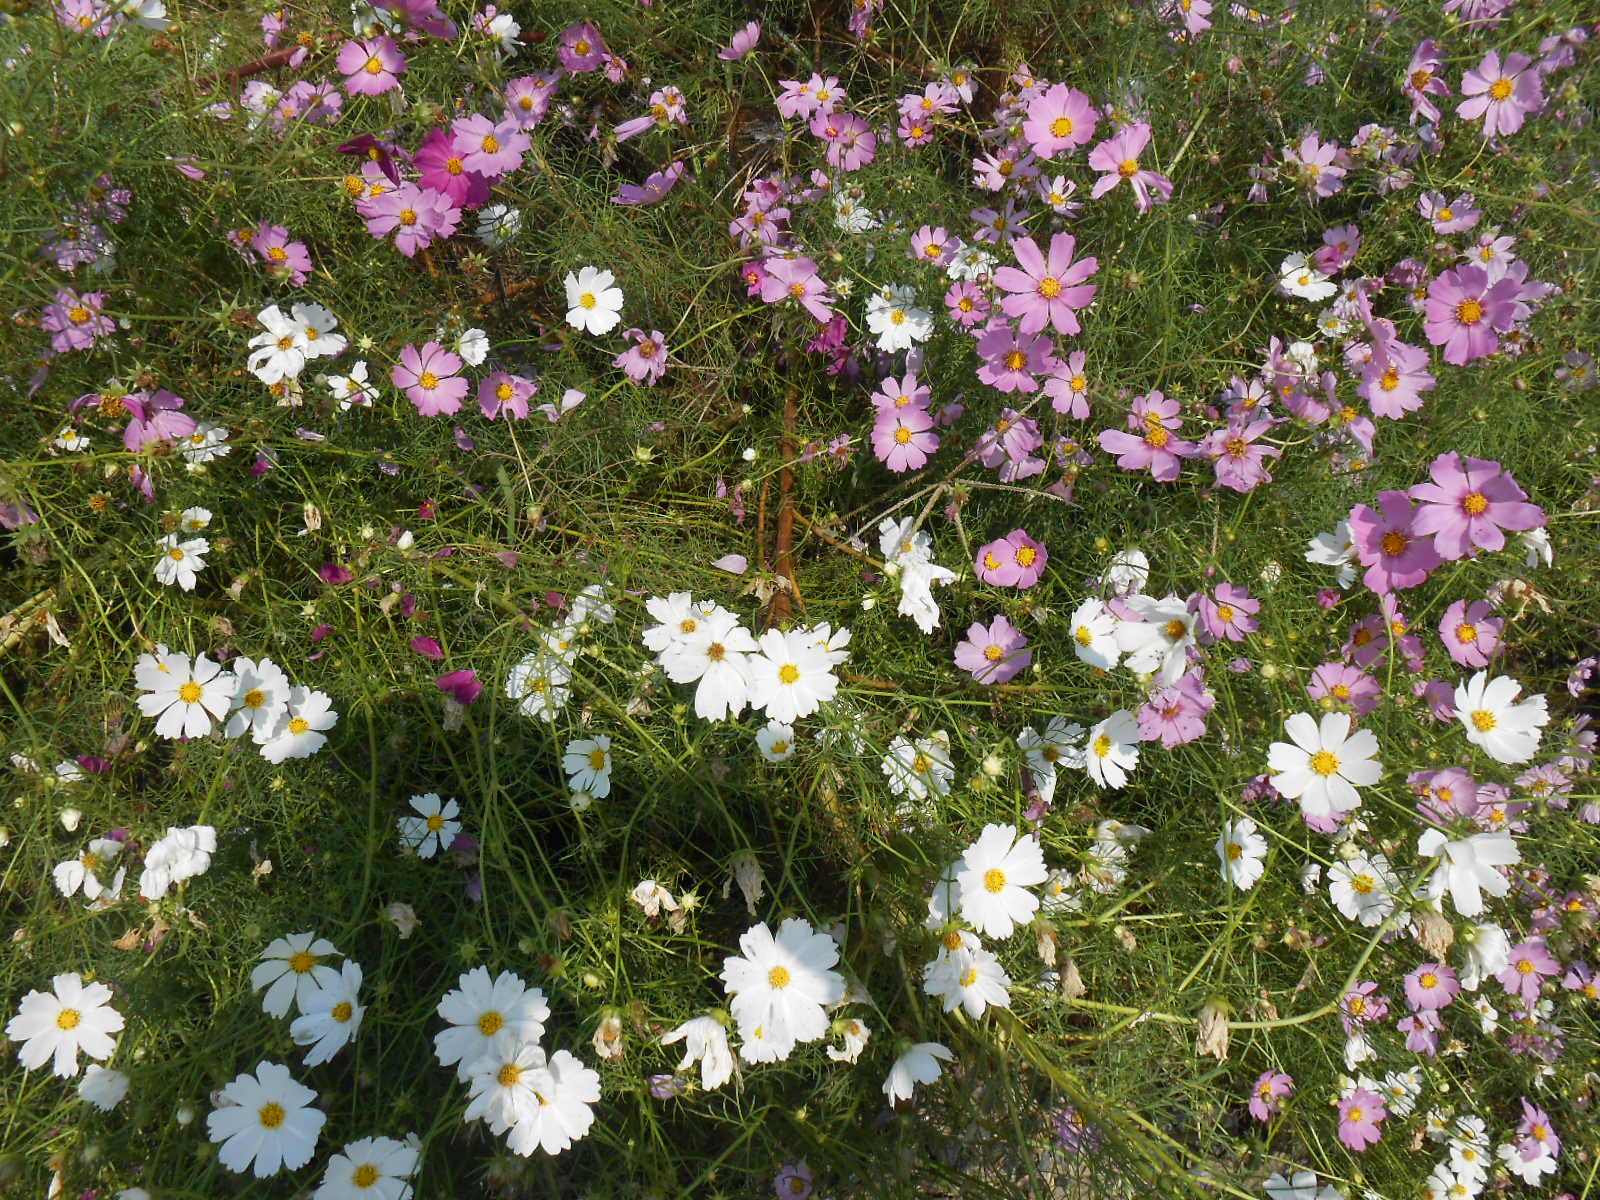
<box><xmin>1196</xmin><ymin>1000</ymin><xmax>1231</xmax><ymax>1061</ymax></box>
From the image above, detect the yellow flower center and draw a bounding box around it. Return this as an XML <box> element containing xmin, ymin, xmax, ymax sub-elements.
<box><xmin>1380</xmin><ymin>531</ymin><xmax>1408</xmax><ymax>557</ymax></box>
<box><xmin>169</xmin><ymin>547</ymin><xmax>188</xmax><ymax>562</ymax></box>
<box><xmin>444</xmin><ymin>156</ymin><xmax>464</xmax><ymax>175</ymax></box>
<box><xmin>1456</xmin><ymin>299</ymin><xmax>1484</xmax><ymax>326</ymax></box>
<box><xmin>178</xmin><ymin>680</ymin><xmax>203</xmax><ymax>703</ymax></box>
<box><xmin>1038</xmin><ymin>276</ymin><xmax>1062</xmax><ymax>299</ymax></box>
<box><xmin>579</xmin><ymin>292</ymin><xmax>597</xmax><ymax>309</ymax></box>
<box><xmin>364</xmin><ymin>56</ymin><xmax>383</xmax><ymax>74</ymax></box>
<box><xmin>259</xmin><ymin>1102</ymin><xmax>286</xmax><ymax>1128</ymax></box>
<box><xmin>768</xmin><ymin>965</ymin><xmax>791</xmax><ymax>989</ymax></box>
<box><xmin>1420</xmin><ymin>972</ymin><xmax>1438</xmax><ymax>989</ymax></box>
<box><xmin>574</xmin><ymin>39</ymin><xmax>591</xmax><ymax>55</ymax></box>
<box><xmin>482</xmin><ymin>135</ymin><xmax>500</xmax><ymax>154</ymax></box>
<box><xmin>288</xmin><ymin>716</ymin><xmax>310</xmax><ymax>735</ymax></box>
<box><xmin>1093</xmin><ymin>734</ymin><xmax>1113</xmax><ymax>758</ymax></box>
<box><xmin>911</xmin><ymin>753</ymin><xmax>931</xmax><ymax>774</ymax></box>
<box><xmin>1165</xmin><ymin>619</ymin><xmax>1186</xmax><ymax>639</ymax></box>
<box><xmin>1411</xmin><ymin>69</ymin><xmax>1432</xmax><ymax>90</ymax></box>
<box><xmin>1456</xmin><ymin>623</ymin><xmax>1478</xmax><ymax>644</ymax></box>
<box><xmin>1462</xmin><ymin>492</ymin><xmax>1488</xmax><ymax>515</ymax></box>
<box><xmin>1347</xmin><ymin>1107</ymin><xmax>1364</xmax><ymax>1123</ymax></box>
<box><xmin>942</xmin><ymin>929</ymin><xmax>964</xmax><ymax>951</ymax></box>
<box><xmin>1332</xmin><ymin>684</ymin><xmax>1351</xmax><ymax>700</ymax></box>
<box><xmin>959</xmin><ymin>967</ymin><xmax>979</xmax><ymax>988</ymax></box>
<box><xmin>398</xmin><ymin>208</ymin><xmax>418</xmax><ymax>227</ymax></box>
<box><xmin>788</xmin><ymin>281</ymin><xmax>808</xmax><ymax>299</ymax></box>
<box><xmin>1471</xmin><ymin>709</ymin><xmax>1497</xmax><ymax>732</ymax></box>
<box><xmin>1349</xmin><ymin>995</ymin><xmax>1366</xmax><ymax>1016</ymax></box>
<box><xmin>1015</xmin><ymin>546</ymin><xmax>1037</xmax><ymax>568</ymax></box>
<box><xmin>426</xmin><ymin>813</ymin><xmax>445</xmax><ymax>832</ymax></box>
<box><xmin>68</xmin><ymin>305</ymin><xmax>93</xmax><ymax>325</ymax></box>
<box><xmin>588</xmin><ymin>748</ymin><xmax>607</xmax><ymax>771</ymax></box>
<box><xmin>1351</xmin><ymin>873</ymin><xmax>1374</xmax><ymax>894</ymax></box>
<box><xmin>1117</xmin><ymin>158</ymin><xmax>1140</xmax><ymax>178</ymax></box>
<box><xmin>983</xmin><ymin>644</ymin><xmax>1005</xmax><ymax>662</ymax></box>
<box><xmin>778</xmin><ymin>664</ymin><xmax>800</xmax><ymax>684</ymax></box>
<box><xmin>56</xmin><ymin>1008</ymin><xmax>81</xmax><ymax>1030</ymax></box>
<box><xmin>353</xmin><ymin>1164</ymin><xmax>381</xmax><ymax>1188</ymax></box>
<box><xmin>1226</xmin><ymin>842</ymin><xmax>1242</xmax><ymax>860</ymax></box>
<box><xmin>332</xmin><ymin>1001</ymin><xmax>354</xmax><ymax>1022</ymax></box>
<box><xmin>243</xmin><ymin>688</ymin><xmax>266</xmax><ymax>709</ymax></box>
<box><xmin>1050</xmin><ymin>116</ymin><xmax>1074</xmax><ymax>138</ymax></box>
<box><xmin>418</xmin><ymin>371</ymin><xmax>439</xmax><ymax>390</ymax></box>
<box><xmin>1145</xmin><ymin>425</ymin><xmax>1170</xmax><ymax>448</ymax></box>
<box><xmin>1489</xmin><ymin>77</ymin><xmax>1514</xmax><ymax>101</ymax></box>
<box><xmin>1516</xmin><ymin>958</ymin><xmax>1534</xmax><ymax>974</ymax></box>
<box><xmin>498</xmin><ymin>1063</ymin><xmax>522</xmax><ymax>1087</ymax></box>
<box><xmin>706</xmin><ymin>642</ymin><xmax>726</xmax><ymax>662</ymax></box>
<box><xmin>1076</xmin><ymin>625</ymin><xmax>1094</xmax><ymax>646</ymax></box>
<box><xmin>478</xmin><ymin>1010</ymin><xmax>504</xmax><ymax>1036</ymax></box>
<box><xmin>289</xmin><ymin>950</ymin><xmax>317</xmax><ymax>974</ymax></box>
<box><xmin>1310</xmin><ymin>750</ymin><xmax>1340</xmax><ymax>776</ymax></box>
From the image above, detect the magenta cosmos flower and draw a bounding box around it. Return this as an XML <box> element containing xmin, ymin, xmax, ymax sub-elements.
<box><xmin>872</xmin><ymin>407</ymin><xmax>938</xmax><ymax>472</ymax></box>
<box><xmin>504</xmin><ymin>72</ymin><xmax>561</xmax><ymax>127</ymax></box>
<box><xmin>1409</xmin><ymin>451</ymin><xmax>1544</xmax><ymax>560</ymax></box>
<box><xmin>1136</xmin><ymin>676</ymin><xmax>1212</xmax><ymax>747</ymax></box>
<box><xmin>1020</xmin><ymin>83</ymin><xmax>1097</xmax><ymax>158</ymax></box>
<box><xmin>1422</xmin><ymin>264</ymin><xmax>1522</xmax><ymax>365</ymax></box>
<box><xmin>121</xmin><ymin>389</ymin><xmax>196</xmax><ymax>451</ymax></box>
<box><xmin>613</xmin><ymin>328</ymin><xmax>668</xmax><ymax>385</ymax></box>
<box><xmin>1496</xmin><ymin>937</ymin><xmax>1559</xmax><ymax>1006</ymax></box>
<box><xmin>1098</xmin><ymin>390</ymin><xmax>1195</xmax><ymax>482</ymax></box>
<box><xmin>953</xmin><ymin>615</ymin><xmax>1032</xmax><ymax>684</ymax></box>
<box><xmin>1087</xmin><ymin>123</ymin><xmax>1173</xmax><ymax>212</ymax></box>
<box><xmin>1440</xmin><ymin>599</ymin><xmax>1502</xmax><ymax>669</ymax></box>
<box><xmin>415</xmin><ymin>128</ymin><xmax>490</xmax><ymax>209</ymax></box>
<box><xmin>994</xmin><ymin>233</ymin><xmax>1098</xmax><ymax>336</ymax></box>
<box><xmin>975</xmin><ymin>325</ymin><xmax>1053</xmax><ymax>393</ymax></box>
<box><xmin>1337</xmin><ymin>1089</ymin><xmax>1387</xmax><ymax>1152</ymax></box>
<box><xmin>1458</xmin><ymin>50</ymin><xmax>1543</xmax><ymax>138</ymax></box>
<box><xmin>1247</xmin><ymin>1071</ymin><xmax>1292</xmax><ymax>1121</ymax></box>
<box><xmin>1348</xmin><ymin>490</ymin><xmax>1441</xmax><ymax>593</ymax></box>
<box><xmin>363</xmin><ymin>182</ymin><xmax>460</xmax><ymax>257</ymax></box>
<box><xmin>337</xmin><ymin>36</ymin><xmax>406</xmax><ymax>96</ymax></box>
<box><xmin>392</xmin><ymin>341</ymin><xmax>468</xmax><ymax>416</ymax></box>
<box><xmin>974</xmin><ymin>529</ymin><xmax>1048</xmax><ymax>589</ymax></box>
<box><xmin>42</xmin><ymin>288</ymin><xmax>115</xmax><ymax>353</ymax></box>
<box><xmin>718</xmin><ymin>20</ymin><xmax>760</xmax><ymax>61</ymax></box>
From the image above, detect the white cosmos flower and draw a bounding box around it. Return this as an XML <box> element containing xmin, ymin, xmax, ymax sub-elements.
<box><xmin>135</xmin><ymin>648</ymin><xmax>236</xmax><ymax>740</ymax></box>
<box><xmin>746</xmin><ymin>628</ymin><xmax>840</xmax><ymax>723</ymax></box>
<box><xmin>291</xmin><ymin>302</ymin><xmax>346</xmax><ymax>359</ymax></box>
<box><xmin>564</xmin><ymin>265</ymin><xmax>624</xmax><ymax>335</ymax></box>
<box><xmin>53</xmin><ymin>837</ymin><xmax>124</xmax><ymax>900</ymax></box>
<box><xmin>922</xmin><ymin>930</ymin><xmax>1010</xmax><ymax>1019</ymax></box>
<box><xmin>1067</xmin><ymin>597</ymin><xmax>1121</xmax><ymax>670</ymax></box>
<box><xmin>1417</xmin><ymin>829</ymin><xmax>1518</xmax><ymax>918</ymax></box>
<box><xmin>755</xmin><ymin>720</ymin><xmax>797</xmax><ymax>762</ymax></box>
<box><xmin>313</xmin><ymin>1135</ymin><xmax>419</xmax><ymax>1200</ymax></box>
<box><xmin>434</xmin><ymin>967</ymin><xmax>549</xmax><ymax>1081</ymax></box>
<box><xmin>499</xmin><ymin>1048</ymin><xmax>601</xmax><ymax>1157</ymax></box>
<box><xmin>1328</xmin><ymin>853</ymin><xmax>1399</xmax><ymax>925</ymax></box>
<box><xmin>825</xmin><ymin>1016</ymin><xmax>871</xmax><ymax>1064</ymax></box>
<box><xmin>658</xmin><ymin>608</ymin><xmax>757</xmax><ymax>722</ymax></box>
<box><xmin>505</xmin><ymin>650</ymin><xmax>572</xmax><ymax>721</ymax></box>
<box><xmin>1103</xmin><ymin>547</ymin><xmax>1150</xmax><ymax>594</ymax></box>
<box><xmin>290</xmin><ymin>961</ymin><xmax>365</xmax><ymax>1067</ymax></box>
<box><xmin>396</xmin><ymin>792</ymin><xmax>461</xmax><ymax>858</ymax></box>
<box><xmin>1453</xmin><ymin>671</ymin><xmax>1548</xmax><ymax>764</ymax></box>
<box><xmin>206</xmin><ymin>1061</ymin><xmax>325</xmax><ymax>1178</ymax></box>
<box><xmin>883</xmin><ymin>1041</ymin><xmax>953</xmax><ymax>1104</ymax></box>
<box><xmin>326</xmin><ymin>360</ymin><xmax>378</xmax><ymax>410</ymax></box>
<box><xmin>1457</xmin><ymin>922</ymin><xmax>1510</xmax><ymax>991</ymax></box>
<box><xmin>882</xmin><ymin>733</ymin><xmax>954</xmax><ymax>816</ymax></box>
<box><xmin>955</xmin><ymin>824</ymin><xmax>1048</xmax><ymax>938</ymax></box>
<box><xmin>1305</xmin><ymin>519</ymin><xmax>1358</xmax><ymax>589</ymax></box>
<box><xmin>452</xmin><ymin>326</ymin><xmax>489</xmax><ymax>367</ymax></box>
<box><xmin>720</xmin><ymin>917</ymin><xmax>845</xmax><ymax>1054</ymax></box>
<box><xmin>1017</xmin><ymin>716</ymin><xmax>1084</xmax><ymax>804</ymax></box>
<box><xmin>256</xmin><ymin>687</ymin><xmax>337</xmax><ymax>763</ymax></box>
<box><xmin>79</xmin><ymin>1064</ymin><xmax>131</xmax><ymax>1111</ymax></box>
<box><xmin>1083</xmin><ymin>709</ymin><xmax>1140</xmax><ymax>789</ymax></box>
<box><xmin>178</xmin><ymin>505</ymin><xmax>212</xmax><ymax>533</ymax></box>
<box><xmin>6</xmin><ymin>972</ymin><xmax>124</xmax><ymax>1078</ymax></box>
<box><xmin>247</xmin><ymin>304</ymin><xmax>308</xmax><ymax>384</ymax></box>
<box><xmin>661</xmin><ymin>1015</ymin><xmax>735</xmax><ymax>1091</ymax></box>
<box><xmin>1216</xmin><ymin>817</ymin><xmax>1266</xmax><ymax>890</ymax></box>
<box><xmin>224</xmin><ymin>656</ymin><xmax>291</xmax><ymax>740</ymax></box>
<box><xmin>136</xmin><ymin>823</ymin><xmax>216</xmax><ymax>900</ymax></box>
<box><xmin>154</xmin><ymin>534</ymin><xmax>208</xmax><ymax>590</ymax></box>
<box><xmin>641</xmin><ymin>592</ymin><xmax>722</xmax><ymax>657</ymax></box>
<box><xmin>252</xmin><ymin>932</ymin><xmax>342</xmax><ymax>1019</ymax></box>
<box><xmin>1278</xmin><ymin>252</ymin><xmax>1339</xmax><ymax>301</ymax></box>
<box><xmin>562</xmin><ymin>735</ymin><xmax>613</xmax><ymax>797</ymax></box>
<box><xmin>179</xmin><ymin>421</ymin><xmax>231</xmax><ymax>463</ymax></box>
<box><xmin>1267</xmin><ymin>711</ymin><xmax>1382</xmax><ymax>820</ymax></box>
<box><xmin>1115</xmin><ymin>594</ymin><xmax>1196</xmax><ymax>686</ymax></box>
<box><xmin>865</xmin><ymin>284</ymin><xmax>934</xmax><ymax>353</ymax></box>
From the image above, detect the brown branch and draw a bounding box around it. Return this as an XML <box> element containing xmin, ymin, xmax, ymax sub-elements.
<box><xmin>194</xmin><ymin>48</ymin><xmax>307</xmax><ymax>92</ymax></box>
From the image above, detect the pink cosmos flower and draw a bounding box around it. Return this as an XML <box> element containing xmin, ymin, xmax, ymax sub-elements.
<box><xmin>944</xmin><ymin>281</ymin><xmax>989</xmax><ymax>328</ymax></box>
<box><xmin>477</xmin><ymin>371</ymin><xmax>536</xmax><ymax>420</ymax></box>
<box><xmin>414</xmin><ymin>128</ymin><xmax>490</xmax><ymax>209</ymax></box>
<box><xmin>1194</xmin><ymin>583</ymin><xmax>1258</xmax><ymax>642</ymax></box>
<box><xmin>1087</xmin><ymin>123</ymin><xmax>1173</xmax><ymax>211</ymax></box>
<box><xmin>613</xmin><ymin>328</ymin><xmax>668</xmax><ymax>385</ymax></box>
<box><xmin>1423</xmin><ymin>264</ymin><xmax>1522</xmax><ymax>365</ymax></box>
<box><xmin>612</xmin><ymin>161</ymin><xmax>687</xmax><ymax>207</ymax></box>
<box><xmin>1439</xmin><ymin>599</ymin><xmax>1501</xmax><ymax>668</ymax></box>
<box><xmin>953</xmin><ymin>615</ymin><xmax>1031</xmax><ymax>684</ymax></box>
<box><xmin>1136</xmin><ymin>673</ymin><xmax>1213</xmax><ymax>747</ymax></box>
<box><xmin>1247</xmin><ymin>1071</ymin><xmax>1292</xmax><ymax>1122</ymax></box>
<box><xmin>373</xmin><ymin>0</ymin><xmax>456</xmax><ymax>40</ymax></box>
<box><xmin>1336</xmin><ymin>1089</ymin><xmax>1387</xmax><ymax>1152</ymax></box>
<box><xmin>776</xmin><ymin>74</ymin><xmax>842</xmax><ymax>121</ymax></box>
<box><xmin>1418</xmin><ymin>191</ymin><xmax>1481</xmax><ymax>235</ymax></box>
<box><xmin>392</xmin><ymin>341</ymin><xmax>468</xmax><ymax>416</ymax></box>
<box><xmin>1339</xmin><ymin>981</ymin><xmax>1388</xmax><ymax>1033</ymax></box>
<box><xmin>251</xmin><ymin>223</ymin><xmax>313</xmax><ymax>286</ymax></box>
<box><xmin>975</xmin><ymin>410</ymin><xmax>1045</xmax><ymax>481</ymax></box>
<box><xmin>910</xmin><ymin>225</ymin><xmax>958</xmax><ymax>267</ymax></box>
<box><xmin>758</xmin><ymin>256</ymin><xmax>834</xmax><ymax>323</ymax></box>
<box><xmin>337</xmin><ymin>36</ymin><xmax>406</xmax><ymax>97</ymax></box>
<box><xmin>993</xmin><ymin>233</ymin><xmax>1098</xmax><ymax>336</ymax></box>
<box><xmin>121</xmin><ymin>389</ymin><xmax>195</xmax><ymax>451</ymax></box>
<box><xmin>898</xmin><ymin>82</ymin><xmax>958</xmax><ymax>121</ymax></box>
<box><xmin>616</xmin><ymin>88</ymin><xmax>689</xmax><ymax>142</ymax></box>
<box><xmin>1020</xmin><ymin>83</ymin><xmax>1097</xmax><ymax>158</ymax></box>
<box><xmin>973</xmin><ymin>529</ymin><xmax>1049</xmax><ymax>590</ymax></box>
<box><xmin>870</xmin><ymin>373</ymin><xmax>930</xmax><ymax>416</ymax></box>
<box><xmin>1357</xmin><ymin>339</ymin><xmax>1434</xmax><ymax>419</ymax></box>
<box><xmin>452</xmin><ymin>113</ymin><xmax>529</xmax><ymax>178</ymax></box>
<box><xmin>1409</xmin><ymin>452</ymin><xmax>1544</xmax><ymax>560</ymax></box>
<box><xmin>1497</xmin><ymin>937</ymin><xmax>1559</xmax><ymax>1006</ymax></box>
<box><xmin>504</xmin><ymin>72</ymin><xmax>562</xmax><ymax>127</ymax></box>
<box><xmin>1516</xmin><ymin>1100</ymin><xmax>1560</xmax><ymax>1162</ymax></box>
<box><xmin>1282</xmin><ymin>132</ymin><xmax>1347</xmax><ymax>197</ymax></box>
<box><xmin>1397</xmin><ymin>1010</ymin><xmax>1442</xmax><ymax>1055</ymax></box>
<box><xmin>1200</xmin><ymin>415</ymin><xmax>1280</xmax><ymax>493</ymax></box>
<box><xmin>871</xmin><ymin>407</ymin><xmax>938</xmax><ymax>472</ymax></box>
<box><xmin>41</xmin><ymin>288</ymin><xmax>114</xmax><ymax>353</ymax></box>
<box><xmin>1404</xmin><ymin>962</ymin><xmax>1460</xmax><ymax>1011</ymax></box>
<box><xmin>1403</xmin><ymin>40</ymin><xmax>1450</xmax><ymax>124</ymax></box>
<box><xmin>363</xmin><ymin>182</ymin><xmax>460</xmax><ymax>257</ymax></box>
<box><xmin>1098</xmin><ymin>390</ymin><xmax>1196</xmax><ymax>482</ymax></box>
<box><xmin>1458</xmin><ymin>50</ymin><xmax>1543</xmax><ymax>138</ymax></box>
<box><xmin>897</xmin><ymin>113</ymin><xmax>936</xmax><ymax>147</ymax></box>
<box><xmin>975</xmin><ymin>325</ymin><xmax>1053</xmax><ymax>394</ymax></box>
<box><xmin>718</xmin><ymin>20</ymin><xmax>760</xmax><ymax>61</ymax></box>
<box><xmin>810</xmin><ymin>109</ymin><xmax>876</xmax><ymax>171</ymax></box>
<box><xmin>1308</xmin><ymin>661</ymin><xmax>1381</xmax><ymax>716</ymax></box>
<box><xmin>1348</xmin><ymin>491</ymin><xmax>1441</xmax><ymax>593</ymax></box>
<box><xmin>1411</xmin><ymin>766</ymin><xmax>1480</xmax><ymax>823</ymax></box>
<box><xmin>1043</xmin><ymin>351</ymin><xmax>1091</xmax><ymax>419</ymax></box>
<box><xmin>557</xmin><ymin>22</ymin><xmax>607</xmax><ymax>73</ymax></box>
<box><xmin>1314</xmin><ymin>223</ymin><xmax>1361</xmax><ymax>274</ymax></box>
